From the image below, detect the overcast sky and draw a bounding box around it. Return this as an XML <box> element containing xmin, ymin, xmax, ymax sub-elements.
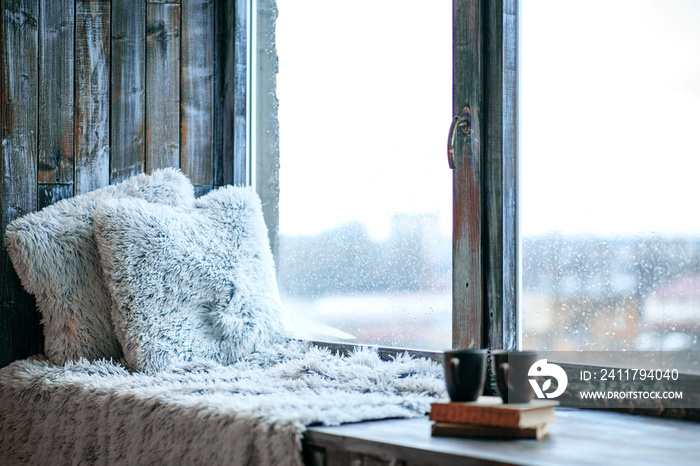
<box><xmin>275</xmin><ymin>0</ymin><xmax>700</xmax><ymax>239</ymax></box>
<box><xmin>520</xmin><ymin>0</ymin><xmax>700</xmax><ymax>236</ymax></box>
<box><xmin>276</xmin><ymin>0</ymin><xmax>453</xmax><ymax>239</ymax></box>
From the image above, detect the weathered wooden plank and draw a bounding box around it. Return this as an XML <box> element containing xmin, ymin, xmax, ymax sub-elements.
<box><xmin>321</xmin><ymin>448</ymin><xmax>404</xmax><ymax>466</ymax></box>
<box><xmin>38</xmin><ymin>0</ymin><xmax>74</xmax><ymax>184</ymax></box>
<box><xmin>193</xmin><ymin>185</ymin><xmax>213</xmax><ymax>198</ymax></box>
<box><xmin>213</xmin><ymin>0</ymin><xmax>234</xmax><ymax>187</ymax></box>
<box><xmin>305</xmin><ymin>418</ymin><xmax>505</xmax><ymax>466</ymax></box>
<box><xmin>1</xmin><ymin>0</ymin><xmax>41</xmax><ymax>367</ymax></box>
<box><xmin>452</xmin><ymin>0</ymin><xmax>483</xmax><ymax>350</ymax></box>
<box><xmin>75</xmin><ymin>0</ymin><xmax>110</xmax><ymax>194</ymax></box>
<box><xmin>483</xmin><ymin>0</ymin><xmax>518</xmax><ymax>352</ymax></box>
<box><xmin>38</xmin><ymin>184</ymin><xmax>74</xmax><ymax>210</ymax></box>
<box><xmin>212</xmin><ymin>0</ymin><xmax>223</xmax><ymax>187</ymax></box>
<box><xmin>232</xmin><ymin>0</ymin><xmax>247</xmax><ymax>186</ymax></box>
<box><xmin>302</xmin><ymin>444</ymin><xmax>326</xmax><ymax>466</ymax></box>
<box><xmin>214</xmin><ymin>0</ymin><xmax>243</xmax><ymax>187</ymax></box>
<box><xmin>500</xmin><ymin>0</ymin><xmax>518</xmax><ymax>351</ymax></box>
<box><xmin>181</xmin><ymin>0</ymin><xmax>214</xmax><ymax>186</ymax></box>
<box><xmin>111</xmin><ymin>0</ymin><xmax>146</xmax><ymax>183</ymax></box>
<box><xmin>305</xmin><ymin>413</ymin><xmax>700</xmax><ymax>466</ymax></box>
<box><xmin>146</xmin><ymin>2</ymin><xmax>180</xmax><ymax>172</ymax></box>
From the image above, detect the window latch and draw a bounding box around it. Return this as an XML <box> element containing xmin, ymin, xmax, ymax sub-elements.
<box><xmin>448</xmin><ymin>107</ymin><xmax>471</xmax><ymax>169</ymax></box>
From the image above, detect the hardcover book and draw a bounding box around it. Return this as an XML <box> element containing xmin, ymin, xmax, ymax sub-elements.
<box><xmin>429</xmin><ymin>396</ymin><xmax>558</xmax><ymax>428</ymax></box>
<box><xmin>431</xmin><ymin>421</ymin><xmax>551</xmax><ymax>440</ymax></box>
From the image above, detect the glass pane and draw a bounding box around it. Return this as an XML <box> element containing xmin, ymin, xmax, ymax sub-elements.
<box><xmin>275</xmin><ymin>0</ymin><xmax>452</xmax><ymax>349</ymax></box>
<box><xmin>521</xmin><ymin>0</ymin><xmax>700</xmax><ymax>371</ymax></box>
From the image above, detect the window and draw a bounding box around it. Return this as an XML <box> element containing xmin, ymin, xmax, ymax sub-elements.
<box><xmin>253</xmin><ymin>0</ymin><xmax>516</xmax><ymax>352</ymax></box>
<box><xmin>254</xmin><ymin>0</ymin><xmax>453</xmax><ymax>350</ymax></box>
<box><xmin>521</xmin><ymin>0</ymin><xmax>700</xmax><ymax>373</ymax></box>
<box><xmin>252</xmin><ymin>0</ymin><xmax>699</xmax><ymax>378</ymax></box>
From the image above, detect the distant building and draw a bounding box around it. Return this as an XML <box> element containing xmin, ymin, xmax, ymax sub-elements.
<box><xmin>638</xmin><ymin>274</ymin><xmax>700</xmax><ymax>350</ymax></box>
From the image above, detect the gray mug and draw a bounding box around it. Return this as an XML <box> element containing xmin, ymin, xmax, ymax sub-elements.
<box><xmin>491</xmin><ymin>350</ymin><xmax>539</xmax><ymax>403</ymax></box>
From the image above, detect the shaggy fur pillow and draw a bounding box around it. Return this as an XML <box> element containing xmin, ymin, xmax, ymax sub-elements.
<box><xmin>4</xmin><ymin>169</ymin><xmax>195</xmax><ymax>365</ymax></box>
<box><xmin>93</xmin><ymin>186</ymin><xmax>292</xmax><ymax>373</ymax></box>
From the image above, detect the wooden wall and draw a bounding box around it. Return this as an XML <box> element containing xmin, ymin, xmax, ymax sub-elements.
<box><xmin>0</xmin><ymin>0</ymin><xmax>246</xmax><ymax>367</ymax></box>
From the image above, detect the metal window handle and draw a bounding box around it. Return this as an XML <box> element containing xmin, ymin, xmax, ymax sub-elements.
<box><xmin>447</xmin><ymin>107</ymin><xmax>471</xmax><ymax>169</ymax></box>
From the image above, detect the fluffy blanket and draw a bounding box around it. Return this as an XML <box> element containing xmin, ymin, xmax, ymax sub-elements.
<box><xmin>0</xmin><ymin>341</ymin><xmax>446</xmax><ymax>465</ymax></box>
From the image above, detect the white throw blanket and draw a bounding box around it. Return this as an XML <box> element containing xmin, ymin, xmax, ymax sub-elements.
<box><xmin>0</xmin><ymin>341</ymin><xmax>446</xmax><ymax>465</ymax></box>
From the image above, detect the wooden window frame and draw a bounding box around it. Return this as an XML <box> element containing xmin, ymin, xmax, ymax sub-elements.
<box><xmin>451</xmin><ymin>0</ymin><xmax>518</xmax><ymax>352</ymax></box>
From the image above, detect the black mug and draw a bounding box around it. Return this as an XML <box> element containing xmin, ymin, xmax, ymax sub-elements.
<box><xmin>491</xmin><ymin>350</ymin><xmax>539</xmax><ymax>404</ymax></box>
<box><xmin>444</xmin><ymin>349</ymin><xmax>487</xmax><ymax>402</ymax></box>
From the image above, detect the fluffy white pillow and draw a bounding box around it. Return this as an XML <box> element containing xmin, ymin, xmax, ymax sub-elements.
<box><xmin>5</xmin><ymin>168</ymin><xmax>195</xmax><ymax>364</ymax></box>
<box><xmin>93</xmin><ymin>186</ymin><xmax>292</xmax><ymax>373</ymax></box>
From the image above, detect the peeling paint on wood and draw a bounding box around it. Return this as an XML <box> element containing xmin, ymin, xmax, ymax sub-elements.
<box><xmin>38</xmin><ymin>0</ymin><xmax>74</xmax><ymax>184</ymax></box>
<box><xmin>38</xmin><ymin>184</ymin><xmax>74</xmax><ymax>209</ymax></box>
<box><xmin>75</xmin><ymin>0</ymin><xmax>110</xmax><ymax>194</ymax></box>
<box><xmin>111</xmin><ymin>0</ymin><xmax>146</xmax><ymax>183</ymax></box>
<box><xmin>453</xmin><ymin>0</ymin><xmax>483</xmax><ymax>350</ymax></box>
<box><xmin>146</xmin><ymin>2</ymin><xmax>180</xmax><ymax>172</ymax></box>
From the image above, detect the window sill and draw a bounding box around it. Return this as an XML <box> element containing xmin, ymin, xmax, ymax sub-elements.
<box><xmin>303</xmin><ymin>408</ymin><xmax>700</xmax><ymax>466</ymax></box>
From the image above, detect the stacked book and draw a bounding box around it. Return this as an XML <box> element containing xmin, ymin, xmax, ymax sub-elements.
<box><xmin>430</xmin><ymin>396</ymin><xmax>558</xmax><ymax>440</ymax></box>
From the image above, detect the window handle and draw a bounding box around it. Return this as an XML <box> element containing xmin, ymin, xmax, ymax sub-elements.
<box><xmin>448</xmin><ymin>107</ymin><xmax>471</xmax><ymax>169</ymax></box>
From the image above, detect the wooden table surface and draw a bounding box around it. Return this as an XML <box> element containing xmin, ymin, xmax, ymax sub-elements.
<box><xmin>304</xmin><ymin>408</ymin><xmax>700</xmax><ymax>466</ymax></box>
